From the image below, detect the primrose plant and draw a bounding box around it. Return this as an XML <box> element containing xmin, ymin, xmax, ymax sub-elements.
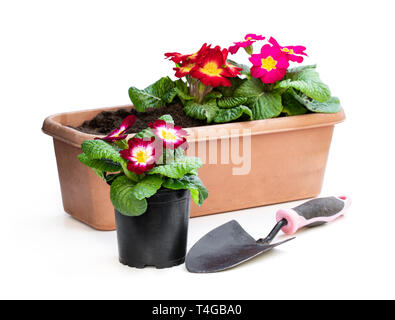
<box><xmin>78</xmin><ymin>114</ymin><xmax>208</xmax><ymax>216</ymax></box>
<box><xmin>128</xmin><ymin>34</ymin><xmax>341</xmax><ymax>124</ymax></box>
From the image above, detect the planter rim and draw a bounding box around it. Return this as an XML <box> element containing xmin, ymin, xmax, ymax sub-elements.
<box><xmin>42</xmin><ymin>104</ymin><xmax>345</xmax><ymax>147</ymax></box>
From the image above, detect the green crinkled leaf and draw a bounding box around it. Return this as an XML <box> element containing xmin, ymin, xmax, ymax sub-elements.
<box><xmin>114</xmin><ymin>139</ymin><xmax>129</xmax><ymax>150</ymax></box>
<box><xmin>78</xmin><ymin>153</ymin><xmax>122</xmax><ymax>172</ymax></box>
<box><xmin>250</xmin><ymin>93</ymin><xmax>283</xmax><ymax>119</ymax></box>
<box><xmin>170</xmin><ymin>148</ymin><xmax>185</xmax><ymax>164</ymax></box>
<box><xmin>80</xmin><ymin>140</ymin><xmax>141</xmax><ymax>183</ymax></box>
<box><xmin>105</xmin><ymin>173</ymin><xmax>123</xmax><ymax>184</ymax></box>
<box><xmin>285</xmin><ymin>64</ymin><xmax>318</xmax><ymax>78</ymax></box>
<box><xmin>92</xmin><ymin>168</ymin><xmax>106</xmax><ymax>181</ymax></box>
<box><xmin>234</xmin><ymin>77</ymin><xmax>265</xmax><ymax>102</ymax></box>
<box><xmin>159</xmin><ymin>114</ymin><xmax>175</xmax><ymax>124</ymax></box>
<box><xmin>217</xmin><ymin>96</ymin><xmax>248</xmax><ymax>108</ymax></box>
<box><xmin>218</xmin><ymin>77</ymin><xmax>246</xmax><ymax>97</ymax></box>
<box><xmin>175</xmin><ymin>146</ymin><xmax>185</xmax><ymax>158</ymax></box>
<box><xmin>128</xmin><ymin>77</ymin><xmax>176</xmax><ymax>112</ymax></box>
<box><xmin>174</xmin><ymin>79</ymin><xmax>193</xmax><ymax>102</ymax></box>
<box><xmin>305</xmin><ymin>96</ymin><xmax>341</xmax><ymax>113</ymax></box>
<box><xmin>184</xmin><ymin>100</ymin><xmax>219</xmax><ymax>123</ymax></box>
<box><xmin>148</xmin><ymin>156</ymin><xmax>202</xmax><ymax>179</ymax></box>
<box><xmin>81</xmin><ymin>140</ymin><xmax>125</xmax><ymax>164</ymax></box>
<box><xmin>133</xmin><ymin>128</ymin><xmax>155</xmax><ymax>139</ymax></box>
<box><xmin>281</xmin><ymin>90</ymin><xmax>308</xmax><ymax>116</ymax></box>
<box><xmin>163</xmin><ymin>175</ymin><xmax>208</xmax><ymax>206</ymax></box>
<box><xmin>110</xmin><ymin>176</ymin><xmax>147</xmax><ymax>216</ymax></box>
<box><xmin>234</xmin><ymin>78</ymin><xmax>282</xmax><ymax>119</ymax></box>
<box><xmin>174</xmin><ymin>87</ymin><xmax>193</xmax><ymax>102</ymax></box>
<box><xmin>132</xmin><ymin>175</ymin><xmax>163</xmax><ymax>200</ymax></box>
<box><xmin>174</xmin><ymin>78</ymin><xmax>188</xmax><ymax>93</ymax></box>
<box><xmin>188</xmin><ymin>169</ymin><xmax>198</xmax><ymax>175</ymax></box>
<box><xmin>276</xmin><ymin>79</ymin><xmax>330</xmax><ymax>103</ymax></box>
<box><xmin>292</xmin><ymin>91</ymin><xmax>342</xmax><ymax>113</ymax></box>
<box><xmin>167</xmin><ymin>79</ymin><xmax>194</xmax><ymax>105</ymax></box>
<box><xmin>275</xmin><ymin>65</ymin><xmax>331</xmax><ymax>102</ymax></box>
<box><xmin>155</xmin><ymin>148</ymin><xmax>176</xmax><ymax>166</ymax></box>
<box><xmin>164</xmin><ymin>88</ymin><xmax>178</xmax><ymax>104</ymax></box>
<box><xmin>227</xmin><ymin>59</ymin><xmax>250</xmax><ymax>76</ymax></box>
<box><xmin>202</xmin><ymin>91</ymin><xmax>222</xmax><ymax>103</ymax></box>
<box><xmin>214</xmin><ymin>106</ymin><xmax>252</xmax><ymax>123</ymax></box>
<box><xmin>120</xmin><ymin>163</ymin><xmax>140</xmax><ymax>183</ymax></box>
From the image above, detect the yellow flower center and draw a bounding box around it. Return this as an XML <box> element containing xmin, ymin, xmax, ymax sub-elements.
<box><xmin>282</xmin><ymin>48</ymin><xmax>295</xmax><ymax>55</ymax></box>
<box><xmin>161</xmin><ymin>129</ymin><xmax>177</xmax><ymax>141</ymax></box>
<box><xmin>110</xmin><ymin>129</ymin><xmax>125</xmax><ymax>138</ymax></box>
<box><xmin>200</xmin><ymin>62</ymin><xmax>222</xmax><ymax>76</ymax></box>
<box><xmin>181</xmin><ymin>63</ymin><xmax>194</xmax><ymax>72</ymax></box>
<box><xmin>187</xmin><ymin>52</ymin><xmax>197</xmax><ymax>60</ymax></box>
<box><xmin>242</xmin><ymin>37</ymin><xmax>252</xmax><ymax>43</ymax></box>
<box><xmin>261</xmin><ymin>56</ymin><xmax>277</xmax><ymax>72</ymax></box>
<box><xmin>135</xmin><ymin>149</ymin><xmax>150</xmax><ymax>164</ymax></box>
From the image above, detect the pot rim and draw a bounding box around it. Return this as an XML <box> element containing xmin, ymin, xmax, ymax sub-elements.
<box><xmin>42</xmin><ymin>104</ymin><xmax>345</xmax><ymax>147</ymax></box>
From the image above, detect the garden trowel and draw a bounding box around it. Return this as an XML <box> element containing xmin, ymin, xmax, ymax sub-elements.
<box><xmin>186</xmin><ymin>196</ymin><xmax>351</xmax><ymax>273</ymax></box>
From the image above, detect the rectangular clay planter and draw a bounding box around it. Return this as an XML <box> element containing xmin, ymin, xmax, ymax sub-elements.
<box><xmin>42</xmin><ymin>104</ymin><xmax>345</xmax><ymax>231</ymax></box>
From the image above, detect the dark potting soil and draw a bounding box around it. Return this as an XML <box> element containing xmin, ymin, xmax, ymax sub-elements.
<box><xmin>74</xmin><ymin>104</ymin><xmax>207</xmax><ymax>135</ymax></box>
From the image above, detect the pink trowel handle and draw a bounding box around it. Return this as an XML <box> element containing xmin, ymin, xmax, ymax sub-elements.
<box><xmin>276</xmin><ymin>196</ymin><xmax>351</xmax><ymax>235</ymax></box>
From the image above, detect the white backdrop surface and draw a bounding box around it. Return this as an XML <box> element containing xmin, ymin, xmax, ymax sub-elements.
<box><xmin>0</xmin><ymin>0</ymin><xmax>394</xmax><ymax>299</ymax></box>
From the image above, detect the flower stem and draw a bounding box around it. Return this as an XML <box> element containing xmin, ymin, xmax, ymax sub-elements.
<box><xmin>188</xmin><ymin>77</ymin><xmax>200</xmax><ymax>102</ymax></box>
<box><xmin>120</xmin><ymin>162</ymin><xmax>139</xmax><ymax>182</ymax></box>
<box><xmin>114</xmin><ymin>139</ymin><xmax>128</xmax><ymax>150</ymax></box>
<box><xmin>198</xmin><ymin>83</ymin><xmax>213</xmax><ymax>104</ymax></box>
<box><xmin>162</xmin><ymin>144</ymin><xmax>167</xmax><ymax>165</ymax></box>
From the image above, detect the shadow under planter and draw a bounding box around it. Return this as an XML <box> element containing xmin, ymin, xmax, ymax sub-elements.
<box><xmin>42</xmin><ymin>104</ymin><xmax>345</xmax><ymax>231</ymax></box>
<box><xmin>115</xmin><ymin>188</ymin><xmax>190</xmax><ymax>269</ymax></box>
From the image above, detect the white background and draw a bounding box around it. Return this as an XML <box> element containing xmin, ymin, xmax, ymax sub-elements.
<box><xmin>1</xmin><ymin>0</ymin><xmax>394</xmax><ymax>299</ymax></box>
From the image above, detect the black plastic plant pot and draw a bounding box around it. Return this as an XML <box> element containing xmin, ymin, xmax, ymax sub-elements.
<box><xmin>115</xmin><ymin>188</ymin><xmax>191</xmax><ymax>269</ymax></box>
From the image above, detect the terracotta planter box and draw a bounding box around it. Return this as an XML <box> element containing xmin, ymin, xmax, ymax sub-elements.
<box><xmin>42</xmin><ymin>104</ymin><xmax>345</xmax><ymax>231</ymax></box>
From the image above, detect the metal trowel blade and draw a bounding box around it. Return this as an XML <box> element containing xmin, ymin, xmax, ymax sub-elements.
<box><xmin>186</xmin><ymin>220</ymin><xmax>294</xmax><ymax>273</ymax></box>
